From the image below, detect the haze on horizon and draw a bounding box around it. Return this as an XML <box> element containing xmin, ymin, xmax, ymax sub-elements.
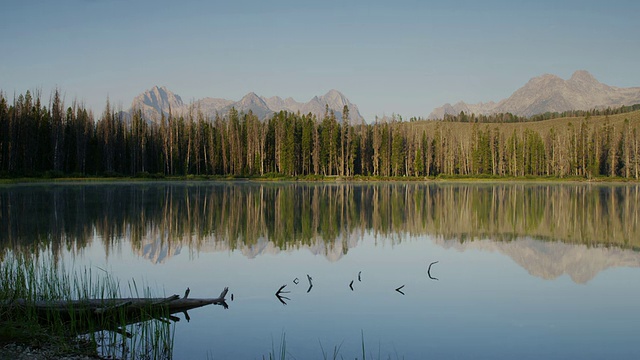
<box><xmin>1</xmin><ymin>0</ymin><xmax>639</xmax><ymax>121</ymax></box>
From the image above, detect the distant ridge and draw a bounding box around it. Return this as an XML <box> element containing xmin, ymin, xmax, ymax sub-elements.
<box><xmin>428</xmin><ymin>70</ymin><xmax>640</xmax><ymax>119</ymax></box>
<box><xmin>130</xmin><ymin>86</ymin><xmax>365</xmax><ymax>123</ymax></box>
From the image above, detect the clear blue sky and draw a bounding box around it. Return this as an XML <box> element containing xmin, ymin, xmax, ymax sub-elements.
<box><xmin>1</xmin><ymin>0</ymin><xmax>639</xmax><ymax>121</ymax></box>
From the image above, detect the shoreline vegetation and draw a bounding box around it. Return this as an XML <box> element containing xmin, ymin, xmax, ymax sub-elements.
<box><xmin>1</xmin><ymin>173</ymin><xmax>639</xmax><ymax>185</ymax></box>
<box><xmin>1</xmin><ymin>89</ymin><xmax>640</xmax><ymax>181</ymax></box>
<box><xmin>0</xmin><ymin>254</ymin><xmax>176</xmax><ymax>359</ymax></box>
<box><xmin>0</xmin><ymin>254</ymin><xmax>382</xmax><ymax>360</ymax></box>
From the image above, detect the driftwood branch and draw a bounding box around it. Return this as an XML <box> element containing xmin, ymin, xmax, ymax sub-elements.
<box><xmin>152</xmin><ymin>294</ymin><xmax>180</xmax><ymax>306</ymax></box>
<box><xmin>5</xmin><ymin>287</ymin><xmax>229</xmax><ymax>313</ymax></box>
<box><xmin>1</xmin><ymin>287</ymin><xmax>229</xmax><ymax>335</ymax></box>
<box><xmin>94</xmin><ymin>300</ymin><xmax>132</xmax><ymax>315</ymax></box>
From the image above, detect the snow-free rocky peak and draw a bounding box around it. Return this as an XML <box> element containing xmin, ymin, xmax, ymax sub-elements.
<box><xmin>129</xmin><ymin>87</ymin><xmax>365</xmax><ymax>123</ymax></box>
<box><xmin>428</xmin><ymin>70</ymin><xmax>640</xmax><ymax>119</ymax></box>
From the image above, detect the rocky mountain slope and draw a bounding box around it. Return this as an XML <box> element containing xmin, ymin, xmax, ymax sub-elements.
<box><xmin>130</xmin><ymin>86</ymin><xmax>365</xmax><ymax>123</ymax></box>
<box><xmin>428</xmin><ymin>70</ymin><xmax>640</xmax><ymax>119</ymax></box>
<box><xmin>130</xmin><ymin>85</ymin><xmax>188</xmax><ymax>121</ymax></box>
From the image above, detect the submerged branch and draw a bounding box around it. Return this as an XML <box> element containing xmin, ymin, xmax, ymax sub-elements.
<box><xmin>307</xmin><ymin>274</ymin><xmax>313</xmax><ymax>293</ymax></box>
<box><xmin>427</xmin><ymin>261</ymin><xmax>439</xmax><ymax>281</ymax></box>
<box><xmin>275</xmin><ymin>284</ymin><xmax>291</xmax><ymax>305</ymax></box>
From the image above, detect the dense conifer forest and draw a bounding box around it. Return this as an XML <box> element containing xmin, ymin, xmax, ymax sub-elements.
<box><xmin>1</xmin><ymin>89</ymin><xmax>639</xmax><ymax>179</ymax></box>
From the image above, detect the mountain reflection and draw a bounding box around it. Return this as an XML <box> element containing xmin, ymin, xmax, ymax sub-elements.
<box><xmin>1</xmin><ymin>182</ymin><xmax>639</xmax><ymax>280</ymax></box>
<box><xmin>438</xmin><ymin>237</ymin><xmax>640</xmax><ymax>283</ymax></box>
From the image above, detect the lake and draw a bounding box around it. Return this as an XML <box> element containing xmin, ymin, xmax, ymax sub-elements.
<box><xmin>1</xmin><ymin>181</ymin><xmax>639</xmax><ymax>359</ymax></box>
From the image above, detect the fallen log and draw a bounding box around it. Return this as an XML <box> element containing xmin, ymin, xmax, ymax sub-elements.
<box><xmin>1</xmin><ymin>287</ymin><xmax>229</xmax><ymax>334</ymax></box>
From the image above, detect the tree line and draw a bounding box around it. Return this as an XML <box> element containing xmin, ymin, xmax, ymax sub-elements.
<box><xmin>440</xmin><ymin>103</ymin><xmax>640</xmax><ymax>123</ymax></box>
<box><xmin>1</xmin><ymin>89</ymin><xmax>639</xmax><ymax>179</ymax></box>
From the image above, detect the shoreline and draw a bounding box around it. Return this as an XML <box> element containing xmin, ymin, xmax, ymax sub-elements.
<box><xmin>1</xmin><ymin>174</ymin><xmax>639</xmax><ymax>185</ymax></box>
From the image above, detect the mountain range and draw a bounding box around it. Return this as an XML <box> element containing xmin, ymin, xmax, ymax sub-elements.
<box><xmin>428</xmin><ymin>70</ymin><xmax>640</xmax><ymax>119</ymax></box>
<box><xmin>129</xmin><ymin>86</ymin><xmax>365</xmax><ymax>123</ymax></box>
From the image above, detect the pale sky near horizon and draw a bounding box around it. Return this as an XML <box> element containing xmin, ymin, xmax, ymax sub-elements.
<box><xmin>1</xmin><ymin>0</ymin><xmax>639</xmax><ymax>121</ymax></box>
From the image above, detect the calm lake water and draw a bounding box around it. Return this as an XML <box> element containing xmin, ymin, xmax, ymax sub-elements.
<box><xmin>2</xmin><ymin>181</ymin><xmax>640</xmax><ymax>359</ymax></box>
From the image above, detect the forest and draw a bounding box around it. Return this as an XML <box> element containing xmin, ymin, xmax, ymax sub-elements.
<box><xmin>1</xmin><ymin>89</ymin><xmax>639</xmax><ymax>179</ymax></box>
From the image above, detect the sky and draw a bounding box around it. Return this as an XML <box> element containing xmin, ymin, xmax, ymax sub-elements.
<box><xmin>1</xmin><ymin>0</ymin><xmax>639</xmax><ymax>121</ymax></box>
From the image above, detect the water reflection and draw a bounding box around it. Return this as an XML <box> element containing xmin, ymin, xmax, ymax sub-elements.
<box><xmin>1</xmin><ymin>182</ymin><xmax>639</xmax><ymax>282</ymax></box>
<box><xmin>438</xmin><ymin>237</ymin><xmax>640</xmax><ymax>283</ymax></box>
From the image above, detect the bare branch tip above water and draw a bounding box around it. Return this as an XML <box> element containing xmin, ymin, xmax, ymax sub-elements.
<box><xmin>428</xmin><ymin>261</ymin><xmax>439</xmax><ymax>281</ymax></box>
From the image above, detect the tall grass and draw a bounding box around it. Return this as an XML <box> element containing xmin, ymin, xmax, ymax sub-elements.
<box><xmin>260</xmin><ymin>331</ymin><xmax>404</xmax><ymax>360</ymax></box>
<box><xmin>319</xmin><ymin>338</ymin><xmax>344</xmax><ymax>360</ymax></box>
<box><xmin>0</xmin><ymin>252</ymin><xmax>174</xmax><ymax>359</ymax></box>
<box><xmin>263</xmin><ymin>331</ymin><xmax>288</xmax><ymax>360</ymax></box>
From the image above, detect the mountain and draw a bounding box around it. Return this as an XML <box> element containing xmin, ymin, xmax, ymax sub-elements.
<box><xmin>261</xmin><ymin>96</ymin><xmax>300</xmax><ymax>112</ymax></box>
<box><xmin>131</xmin><ymin>85</ymin><xmax>187</xmax><ymax>120</ymax></box>
<box><xmin>129</xmin><ymin>87</ymin><xmax>365</xmax><ymax>123</ymax></box>
<box><xmin>193</xmin><ymin>97</ymin><xmax>235</xmax><ymax>116</ymax></box>
<box><xmin>428</xmin><ymin>101</ymin><xmax>499</xmax><ymax>120</ymax></box>
<box><xmin>221</xmin><ymin>92</ymin><xmax>273</xmax><ymax>120</ymax></box>
<box><xmin>299</xmin><ymin>89</ymin><xmax>364</xmax><ymax>123</ymax></box>
<box><xmin>428</xmin><ymin>70</ymin><xmax>640</xmax><ymax>119</ymax></box>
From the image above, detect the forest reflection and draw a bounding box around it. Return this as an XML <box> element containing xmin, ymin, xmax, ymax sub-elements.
<box><xmin>1</xmin><ymin>182</ymin><xmax>639</xmax><ymax>262</ymax></box>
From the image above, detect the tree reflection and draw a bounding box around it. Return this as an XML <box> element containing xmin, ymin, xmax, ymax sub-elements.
<box><xmin>1</xmin><ymin>182</ymin><xmax>639</xmax><ymax>262</ymax></box>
